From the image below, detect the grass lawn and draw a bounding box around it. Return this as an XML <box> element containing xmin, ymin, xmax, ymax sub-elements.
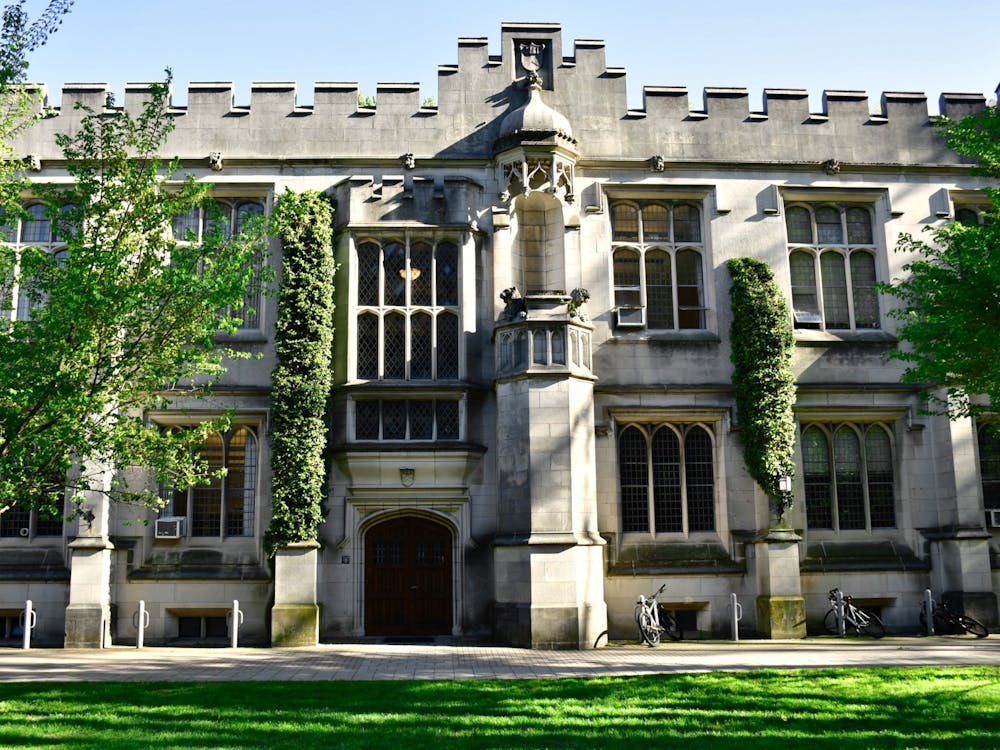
<box><xmin>0</xmin><ymin>667</ymin><xmax>998</xmax><ymax>749</ymax></box>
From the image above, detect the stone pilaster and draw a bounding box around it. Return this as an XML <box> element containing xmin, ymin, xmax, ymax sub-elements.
<box><xmin>64</xmin><ymin>466</ymin><xmax>114</xmax><ymax>648</ymax></box>
<box><xmin>65</xmin><ymin>537</ymin><xmax>114</xmax><ymax>648</ymax></box>
<box><xmin>270</xmin><ymin>540</ymin><xmax>320</xmax><ymax>646</ymax></box>
<box><xmin>754</xmin><ymin>526</ymin><xmax>806</xmax><ymax>639</ymax></box>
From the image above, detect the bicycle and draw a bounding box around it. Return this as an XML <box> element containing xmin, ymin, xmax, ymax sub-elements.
<box><xmin>635</xmin><ymin>583</ymin><xmax>682</xmax><ymax>646</ymax></box>
<box><xmin>920</xmin><ymin>598</ymin><xmax>989</xmax><ymax>638</ymax></box>
<box><xmin>823</xmin><ymin>588</ymin><xmax>886</xmax><ymax>638</ymax></box>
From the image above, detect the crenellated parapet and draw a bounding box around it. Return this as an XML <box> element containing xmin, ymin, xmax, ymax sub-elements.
<box><xmin>12</xmin><ymin>21</ymin><xmax>988</xmax><ymax>168</ymax></box>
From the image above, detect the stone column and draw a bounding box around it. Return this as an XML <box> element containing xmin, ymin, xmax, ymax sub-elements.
<box><xmin>754</xmin><ymin>526</ymin><xmax>806</xmax><ymax>639</ymax></box>
<box><xmin>64</xmin><ymin>467</ymin><xmax>114</xmax><ymax>648</ymax></box>
<box><xmin>271</xmin><ymin>540</ymin><xmax>320</xmax><ymax>646</ymax></box>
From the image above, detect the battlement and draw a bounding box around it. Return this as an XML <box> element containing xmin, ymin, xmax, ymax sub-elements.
<box><xmin>15</xmin><ymin>21</ymin><xmax>987</xmax><ymax>167</ymax></box>
<box><xmin>39</xmin><ymin>79</ymin><xmax>987</xmax><ymax>123</ymax></box>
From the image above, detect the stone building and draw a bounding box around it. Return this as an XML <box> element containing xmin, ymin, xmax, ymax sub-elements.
<box><xmin>1</xmin><ymin>22</ymin><xmax>997</xmax><ymax>649</ymax></box>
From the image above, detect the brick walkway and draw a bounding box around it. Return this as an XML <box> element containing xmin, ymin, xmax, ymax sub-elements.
<box><xmin>1</xmin><ymin>637</ymin><xmax>997</xmax><ymax>681</ymax></box>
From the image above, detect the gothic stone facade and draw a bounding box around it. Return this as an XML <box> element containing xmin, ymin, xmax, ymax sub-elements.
<box><xmin>2</xmin><ymin>22</ymin><xmax>998</xmax><ymax>648</ymax></box>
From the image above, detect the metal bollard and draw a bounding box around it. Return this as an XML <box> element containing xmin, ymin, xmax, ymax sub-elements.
<box><xmin>924</xmin><ymin>588</ymin><xmax>935</xmax><ymax>635</ymax></box>
<box><xmin>230</xmin><ymin>599</ymin><xmax>244</xmax><ymax>648</ymax></box>
<box><xmin>133</xmin><ymin>600</ymin><xmax>150</xmax><ymax>648</ymax></box>
<box><xmin>20</xmin><ymin>599</ymin><xmax>36</xmax><ymax>650</ymax></box>
<box><xmin>730</xmin><ymin>592</ymin><xmax>743</xmax><ymax>641</ymax></box>
<box><xmin>834</xmin><ymin>589</ymin><xmax>846</xmax><ymax>636</ymax></box>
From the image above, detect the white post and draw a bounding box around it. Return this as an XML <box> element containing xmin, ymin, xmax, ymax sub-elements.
<box><xmin>730</xmin><ymin>592</ymin><xmax>742</xmax><ymax>641</ymax></box>
<box><xmin>230</xmin><ymin>600</ymin><xmax>243</xmax><ymax>648</ymax></box>
<box><xmin>21</xmin><ymin>599</ymin><xmax>35</xmax><ymax>650</ymax></box>
<box><xmin>835</xmin><ymin>589</ymin><xmax>846</xmax><ymax>636</ymax></box>
<box><xmin>134</xmin><ymin>600</ymin><xmax>150</xmax><ymax>648</ymax></box>
<box><xmin>924</xmin><ymin>589</ymin><xmax>935</xmax><ymax>635</ymax></box>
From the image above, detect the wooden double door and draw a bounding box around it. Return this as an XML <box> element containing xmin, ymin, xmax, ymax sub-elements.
<box><xmin>364</xmin><ymin>516</ymin><xmax>453</xmax><ymax>636</ymax></box>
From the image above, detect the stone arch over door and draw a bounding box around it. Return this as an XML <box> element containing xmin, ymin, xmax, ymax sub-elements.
<box><xmin>364</xmin><ymin>515</ymin><xmax>454</xmax><ymax>636</ymax></box>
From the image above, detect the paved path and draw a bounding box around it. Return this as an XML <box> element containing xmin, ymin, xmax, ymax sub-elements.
<box><xmin>1</xmin><ymin>637</ymin><xmax>998</xmax><ymax>681</ymax></box>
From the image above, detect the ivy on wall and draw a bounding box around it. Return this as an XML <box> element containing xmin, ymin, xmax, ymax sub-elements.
<box><xmin>727</xmin><ymin>257</ymin><xmax>797</xmax><ymax>519</ymax></box>
<box><xmin>265</xmin><ymin>190</ymin><xmax>336</xmax><ymax>553</ymax></box>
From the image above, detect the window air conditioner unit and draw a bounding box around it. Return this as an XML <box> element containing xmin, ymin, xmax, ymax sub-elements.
<box><xmin>987</xmin><ymin>509</ymin><xmax>1000</xmax><ymax>528</ymax></box>
<box><xmin>615</xmin><ymin>306</ymin><xmax>645</xmax><ymax>328</ymax></box>
<box><xmin>155</xmin><ymin>516</ymin><xmax>185</xmax><ymax>539</ymax></box>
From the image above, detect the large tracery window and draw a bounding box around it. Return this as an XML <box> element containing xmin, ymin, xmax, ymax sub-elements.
<box><xmin>618</xmin><ymin>422</ymin><xmax>716</xmax><ymax>534</ymax></box>
<box><xmin>785</xmin><ymin>203</ymin><xmax>880</xmax><ymax>331</ymax></box>
<box><xmin>355</xmin><ymin>237</ymin><xmax>460</xmax><ymax>380</ymax></box>
<box><xmin>801</xmin><ymin>422</ymin><xmax>896</xmax><ymax>531</ymax></box>
<box><xmin>171</xmin><ymin>197</ymin><xmax>267</xmax><ymax>331</ymax></box>
<box><xmin>977</xmin><ymin>422</ymin><xmax>1000</xmax><ymax>512</ymax></box>
<box><xmin>610</xmin><ymin>201</ymin><xmax>706</xmax><ymax>330</ymax></box>
<box><xmin>161</xmin><ymin>426</ymin><xmax>258</xmax><ymax>538</ymax></box>
<box><xmin>1</xmin><ymin>202</ymin><xmax>77</xmax><ymax>323</ymax></box>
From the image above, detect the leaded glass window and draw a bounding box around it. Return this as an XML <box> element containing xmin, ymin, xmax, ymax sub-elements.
<box><xmin>353</xmin><ymin>399</ymin><xmax>463</xmax><ymax>441</ymax></box>
<box><xmin>784</xmin><ymin>203</ymin><xmax>880</xmax><ymax>331</ymax></box>
<box><xmin>353</xmin><ymin>237</ymin><xmax>462</xmax><ymax>381</ymax></box>
<box><xmin>609</xmin><ymin>200</ymin><xmax>706</xmax><ymax>331</ymax></box>
<box><xmin>977</xmin><ymin>423</ymin><xmax>1000</xmax><ymax>510</ymax></box>
<box><xmin>170</xmin><ymin>197</ymin><xmax>268</xmax><ymax>330</ymax></box>
<box><xmin>618</xmin><ymin>421</ymin><xmax>717</xmax><ymax>534</ymax></box>
<box><xmin>801</xmin><ymin>422</ymin><xmax>896</xmax><ymax>531</ymax></box>
<box><xmin>164</xmin><ymin>426</ymin><xmax>258</xmax><ymax>539</ymax></box>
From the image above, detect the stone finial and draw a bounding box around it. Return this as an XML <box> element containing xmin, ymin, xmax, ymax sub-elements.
<box><xmin>208</xmin><ymin>151</ymin><xmax>223</xmax><ymax>171</ymax></box>
<box><xmin>822</xmin><ymin>159</ymin><xmax>841</xmax><ymax>175</ymax></box>
<box><xmin>402</xmin><ymin>153</ymin><xmax>416</xmax><ymax>170</ymax></box>
<box><xmin>24</xmin><ymin>154</ymin><xmax>41</xmax><ymax>172</ymax></box>
<box><xmin>649</xmin><ymin>155</ymin><xmax>666</xmax><ymax>173</ymax></box>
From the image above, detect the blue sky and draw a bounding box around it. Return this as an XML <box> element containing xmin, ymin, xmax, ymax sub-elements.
<box><xmin>22</xmin><ymin>0</ymin><xmax>999</xmax><ymax>114</ymax></box>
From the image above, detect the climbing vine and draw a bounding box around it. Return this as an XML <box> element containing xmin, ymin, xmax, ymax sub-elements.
<box><xmin>727</xmin><ymin>257</ymin><xmax>797</xmax><ymax>518</ymax></box>
<box><xmin>265</xmin><ymin>190</ymin><xmax>336</xmax><ymax>553</ymax></box>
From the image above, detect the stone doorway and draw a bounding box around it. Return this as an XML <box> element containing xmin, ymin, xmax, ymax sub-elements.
<box><xmin>364</xmin><ymin>516</ymin><xmax>453</xmax><ymax>636</ymax></box>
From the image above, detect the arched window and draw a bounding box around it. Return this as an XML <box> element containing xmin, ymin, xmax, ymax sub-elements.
<box><xmin>618</xmin><ymin>422</ymin><xmax>717</xmax><ymax>534</ymax></box>
<box><xmin>802</xmin><ymin>422</ymin><xmax>896</xmax><ymax>531</ymax></box>
<box><xmin>609</xmin><ymin>201</ymin><xmax>707</xmax><ymax>331</ymax></box>
<box><xmin>785</xmin><ymin>203</ymin><xmax>880</xmax><ymax>331</ymax></box>
<box><xmin>165</xmin><ymin>427</ymin><xmax>258</xmax><ymax>538</ymax></box>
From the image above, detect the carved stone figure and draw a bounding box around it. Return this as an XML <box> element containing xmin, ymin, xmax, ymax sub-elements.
<box><xmin>568</xmin><ymin>288</ymin><xmax>591</xmax><ymax>320</ymax></box>
<box><xmin>500</xmin><ymin>286</ymin><xmax>528</xmax><ymax>321</ymax></box>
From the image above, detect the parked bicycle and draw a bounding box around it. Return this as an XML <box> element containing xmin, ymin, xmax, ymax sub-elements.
<box><xmin>635</xmin><ymin>583</ymin><xmax>682</xmax><ymax>646</ymax></box>
<box><xmin>824</xmin><ymin>588</ymin><xmax>886</xmax><ymax>638</ymax></box>
<box><xmin>920</xmin><ymin>597</ymin><xmax>988</xmax><ymax>638</ymax></box>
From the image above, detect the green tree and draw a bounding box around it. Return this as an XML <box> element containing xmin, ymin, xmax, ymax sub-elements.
<box><xmin>0</xmin><ymin>1</ymin><xmax>74</xmax><ymax>213</ymax></box>
<box><xmin>727</xmin><ymin>257</ymin><xmax>797</xmax><ymax>519</ymax></box>
<box><xmin>0</xmin><ymin>73</ymin><xmax>271</xmax><ymax>519</ymax></box>
<box><xmin>880</xmin><ymin>104</ymin><xmax>1000</xmax><ymax>422</ymax></box>
<box><xmin>266</xmin><ymin>190</ymin><xmax>335</xmax><ymax>553</ymax></box>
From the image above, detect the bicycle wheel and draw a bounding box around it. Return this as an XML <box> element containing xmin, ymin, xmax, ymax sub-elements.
<box><xmin>658</xmin><ymin>606</ymin><xmax>682</xmax><ymax>641</ymax></box>
<box><xmin>857</xmin><ymin>609</ymin><xmax>886</xmax><ymax>639</ymax></box>
<box><xmin>634</xmin><ymin>604</ymin><xmax>644</xmax><ymax>625</ymax></box>
<box><xmin>824</xmin><ymin>609</ymin><xmax>841</xmax><ymax>635</ymax></box>
<box><xmin>957</xmin><ymin>615</ymin><xmax>989</xmax><ymax>638</ymax></box>
<box><xmin>637</xmin><ymin>609</ymin><xmax>660</xmax><ymax>646</ymax></box>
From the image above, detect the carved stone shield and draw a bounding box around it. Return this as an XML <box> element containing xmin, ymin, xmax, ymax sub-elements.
<box><xmin>519</xmin><ymin>42</ymin><xmax>544</xmax><ymax>73</ymax></box>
